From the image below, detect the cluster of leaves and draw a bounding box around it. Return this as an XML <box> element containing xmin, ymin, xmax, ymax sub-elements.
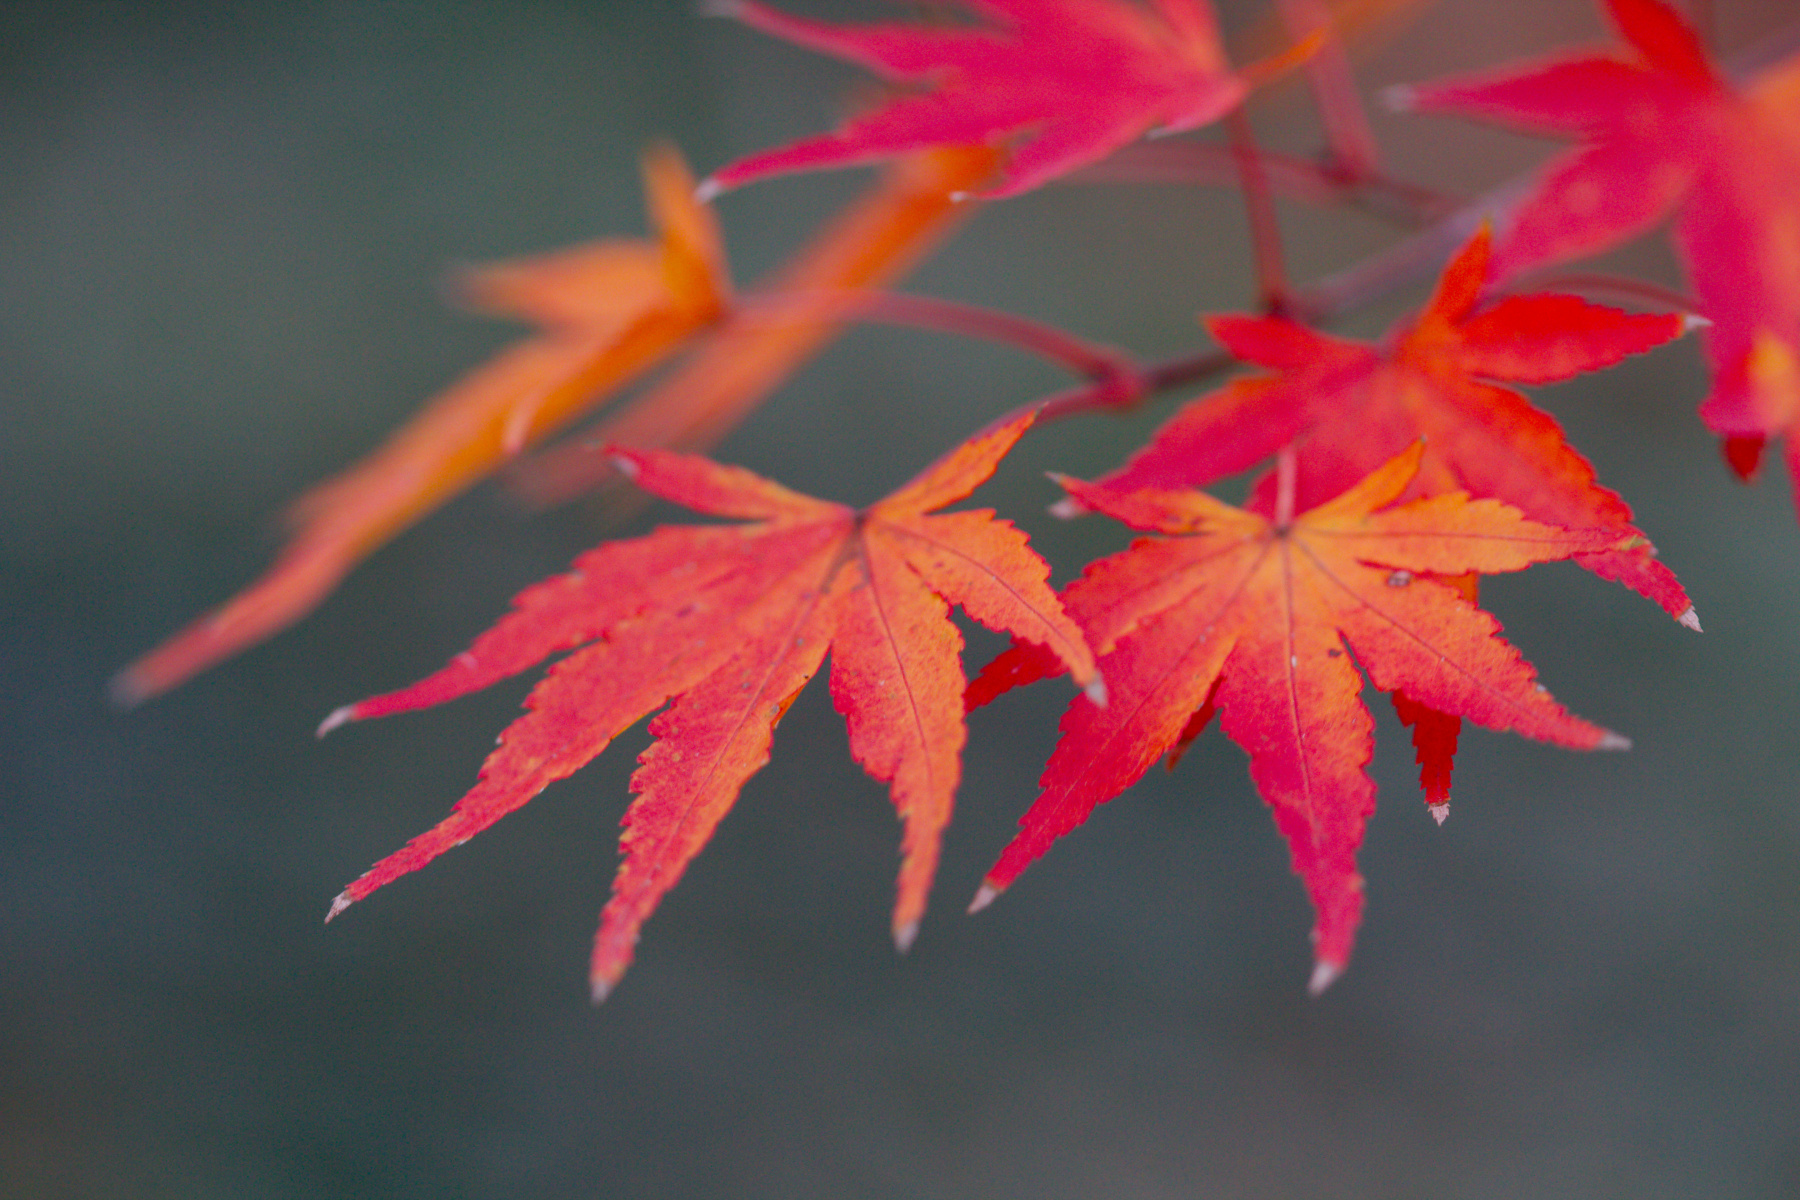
<box><xmin>122</xmin><ymin>0</ymin><xmax>1800</xmax><ymax>997</ymax></box>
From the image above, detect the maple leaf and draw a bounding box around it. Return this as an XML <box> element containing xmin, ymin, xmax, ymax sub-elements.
<box><xmin>320</xmin><ymin>412</ymin><xmax>1097</xmax><ymax>1000</ymax></box>
<box><xmin>1399</xmin><ymin>0</ymin><xmax>1800</xmax><ymax>488</ymax></box>
<box><xmin>113</xmin><ymin>146</ymin><xmax>731</xmax><ymax>706</ymax></box>
<box><xmin>1088</xmin><ymin>228</ymin><xmax>1700</xmax><ymax>626</ymax></box>
<box><xmin>970</xmin><ymin>443</ymin><xmax>1632</xmax><ymax>992</ymax></box>
<box><xmin>704</xmin><ymin>0</ymin><xmax>1256</xmax><ymax>199</ymax></box>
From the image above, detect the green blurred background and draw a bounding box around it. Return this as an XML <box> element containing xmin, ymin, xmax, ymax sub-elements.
<box><xmin>7</xmin><ymin>1</ymin><xmax>1800</xmax><ymax>1196</ymax></box>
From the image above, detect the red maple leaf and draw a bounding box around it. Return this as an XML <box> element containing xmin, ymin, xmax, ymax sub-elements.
<box><xmin>704</xmin><ymin>0</ymin><xmax>1255</xmax><ymax>199</ymax></box>
<box><xmin>320</xmin><ymin>411</ymin><xmax>1097</xmax><ymax>1000</ymax></box>
<box><xmin>1400</xmin><ymin>0</ymin><xmax>1800</xmax><ymax>486</ymax></box>
<box><xmin>970</xmin><ymin>443</ymin><xmax>1632</xmax><ymax>992</ymax></box>
<box><xmin>1090</xmin><ymin>229</ymin><xmax>1698</xmax><ymax>626</ymax></box>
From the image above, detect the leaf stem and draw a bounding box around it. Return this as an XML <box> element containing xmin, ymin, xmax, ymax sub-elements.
<box><xmin>1227</xmin><ymin>107</ymin><xmax>1291</xmax><ymax>317</ymax></box>
<box><xmin>1278</xmin><ymin>0</ymin><xmax>1380</xmax><ymax>185</ymax></box>
<box><xmin>728</xmin><ymin>288</ymin><xmax>1132</xmax><ymax>380</ymax></box>
<box><xmin>1515</xmin><ymin>272</ymin><xmax>1701</xmax><ymax>315</ymax></box>
<box><xmin>967</xmin><ymin>347</ymin><xmax>1238</xmax><ymax>447</ymax></box>
<box><xmin>1074</xmin><ymin>141</ymin><xmax>1458</xmax><ymax>226</ymax></box>
<box><xmin>1274</xmin><ymin>443</ymin><xmax>1298</xmax><ymax>530</ymax></box>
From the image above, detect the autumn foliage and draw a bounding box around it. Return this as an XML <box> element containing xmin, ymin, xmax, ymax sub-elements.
<box><xmin>120</xmin><ymin>0</ymin><xmax>1800</xmax><ymax>998</ymax></box>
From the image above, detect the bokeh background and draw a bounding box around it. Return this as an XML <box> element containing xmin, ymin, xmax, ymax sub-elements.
<box><xmin>8</xmin><ymin>1</ymin><xmax>1800</xmax><ymax>1196</ymax></box>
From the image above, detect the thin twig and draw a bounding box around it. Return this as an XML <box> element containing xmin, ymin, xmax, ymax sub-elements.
<box><xmin>1074</xmin><ymin>141</ymin><xmax>1458</xmax><ymax>225</ymax></box>
<box><xmin>1519</xmin><ymin>272</ymin><xmax>1700</xmax><ymax>314</ymax></box>
<box><xmin>1274</xmin><ymin>444</ymin><xmax>1298</xmax><ymax>530</ymax></box>
<box><xmin>1227</xmin><ymin>107</ymin><xmax>1292</xmax><ymax>316</ymax></box>
<box><xmin>727</xmin><ymin>289</ymin><xmax>1132</xmax><ymax>380</ymax></box>
<box><xmin>978</xmin><ymin>347</ymin><xmax>1237</xmax><ymax>439</ymax></box>
<box><xmin>1279</xmin><ymin>0</ymin><xmax>1381</xmax><ymax>182</ymax></box>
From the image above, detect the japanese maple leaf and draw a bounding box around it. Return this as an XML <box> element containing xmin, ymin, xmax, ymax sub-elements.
<box><xmin>1400</xmin><ymin>0</ymin><xmax>1800</xmax><ymax>488</ymax></box>
<box><xmin>1089</xmin><ymin>228</ymin><xmax>1699</xmax><ymax>626</ymax></box>
<box><xmin>970</xmin><ymin>443</ymin><xmax>1631</xmax><ymax>992</ymax></box>
<box><xmin>704</xmin><ymin>0</ymin><xmax>1253</xmax><ymax>199</ymax></box>
<box><xmin>113</xmin><ymin>146</ymin><xmax>731</xmax><ymax>705</ymax></box>
<box><xmin>320</xmin><ymin>411</ymin><xmax>1097</xmax><ymax>1000</ymax></box>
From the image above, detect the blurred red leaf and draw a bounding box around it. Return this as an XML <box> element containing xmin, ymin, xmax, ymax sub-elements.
<box><xmin>1404</xmin><ymin>0</ymin><xmax>1800</xmax><ymax>489</ymax></box>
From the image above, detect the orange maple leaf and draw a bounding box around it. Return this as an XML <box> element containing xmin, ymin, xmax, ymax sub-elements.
<box><xmin>320</xmin><ymin>411</ymin><xmax>1097</xmax><ymax>1000</ymax></box>
<box><xmin>705</xmin><ymin>0</ymin><xmax>1253</xmax><ymax>199</ymax></box>
<box><xmin>512</xmin><ymin>145</ymin><xmax>1005</xmax><ymax>506</ymax></box>
<box><xmin>1091</xmin><ymin>229</ymin><xmax>1699</xmax><ymax>625</ymax></box>
<box><xmin>1401</xmin><ymin>0</ymin><xmax>1800</xmax><ymax>487</ymax></box>
<box><xmin>116</xmin><ymin>142</ymin><xmax>1004</xmax><ymax>704</ymax></box>
<box><xmin>970</xmin><ymin>443</ymin><xmax>1631</xmax><ymax>992</ymax></box>
<box><xmin>113</xmin><ymin>145</ymin><xmax>731</xmax><ymax>705</ymax></box>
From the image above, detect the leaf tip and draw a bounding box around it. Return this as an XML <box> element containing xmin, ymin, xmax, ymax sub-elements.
<box><xmin>106</xmin><ymin>668</ymin><xmax>150</xmax><ymax>711</ymax></box>
<box><xmin>967</xmin><ymin>880</ymin><xmax>1003</xmax><ymax>915</ymax></box>
<box><xmin>1597</xmin><ymin>731</ymin><xmax>1633</xmax><ymax>752</ymax></box>
<box><xmin>1381</xmin><ymin>83</ymin><xmax>1417</xmax><ymax>112</ymax></box>
<box><xmin>589</xmin><ymin>976</ymin><xmax>613</xmax><ymax>1005</ymax></box>
<box><xmin>1083</xmin><ymin>675</ymin><xmax>1109</xmax><ymax>709</ymax></box>
<box><xmin>1681</xmin><ymin>312</ymin><xmax>1712</xmax><ymax>332</ymax></box>
<box><xmin>1428</xmin><ymin>801</ymin><xmax>1450</xmax><ymax>826</ymax></box>
<box><xmin>324</xmin><ymin>891</ymin><xmax>353</xmax><ymax>924</ymax></box>
<box><xmin>607</xmin><ymin>451</ymin><xmax>642</xmax><ymax>481</ymax></box>
<box><xmin>893</xmin><ymin>919</ymin><xmax>920</xmax><ymax>954</ymax></box>
<box><xmin>317</xmin><ymin>704</ymin><xmax>357</xmax><ymax>739</ymax></box>
<box><xmin>1047</xmin><ymin>495</ymin><xmax>1085</xmax><ymax>521</ymax></box>
<box><xmin>695</xmin><ymin>0</ymin><xmax>741</xmax><ymax>20</ymax></box>
<box><xmin>693</xmin><ymin>175</ymin><xmax>725</xmax><ymax>205</ymax></box>
<box><xmin>1308</xmin><ymin>958</ymin><xmax>1344</xmax><ymax>997</ymax></box>
<box><xmin>500</xmin><ymin>405</ymin><xmax>534</xmax><ymax>457</ymax></box>
<box><xmin>1677</xmin><ymin>606</ymin><xmax>1702</xmax><ymax>633</ymax></box>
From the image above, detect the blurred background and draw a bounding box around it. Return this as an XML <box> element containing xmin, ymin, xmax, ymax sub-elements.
<box><xmin>7</xmin><ymin>1</ymin><xmax>1800</xmax><ymax>1196</ymax></box>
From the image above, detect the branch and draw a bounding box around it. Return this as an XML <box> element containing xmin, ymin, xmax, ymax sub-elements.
<box><xmin>1227</xmin><ymin>107</ymin><xmax>1292</xmax><ymax>316</ymax></box>
<box><xmin>1074</xmin><ymin>141</ymin><xmax>1458</xmax><ymax>226</ymax></box>
<box><xmin>728</xmin><ymin>289</ymin><xmax>1133</xmax><ymax>381</ymax></box>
